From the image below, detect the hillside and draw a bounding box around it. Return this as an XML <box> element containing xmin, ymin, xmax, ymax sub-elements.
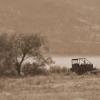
<box><xmin>0</xmin><ymin>0</ymin><xmax>100</xmax><ymax>55</ymax></box>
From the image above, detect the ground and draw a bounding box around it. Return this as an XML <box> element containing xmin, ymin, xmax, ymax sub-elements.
<box><xmin>0</xmin><ymin>74</ymin><xmax>100</xmax><ymax>100</ymax></box>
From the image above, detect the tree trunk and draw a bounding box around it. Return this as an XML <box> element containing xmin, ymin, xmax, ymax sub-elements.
<box><xmin>16</xmin><ymin>54</ymin><xmax>26</xmax><ymax>76</ymax></box>
<box><xmin>16</xmin><ymin>63</ymin><xmax>21</xmax><ymax>75</ymax></box>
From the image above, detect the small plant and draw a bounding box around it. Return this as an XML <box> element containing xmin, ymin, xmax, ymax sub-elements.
<box><xmin>50</xmin><ymin>65</ymin><xmax>70</xmax><ymax>75</ymax></box>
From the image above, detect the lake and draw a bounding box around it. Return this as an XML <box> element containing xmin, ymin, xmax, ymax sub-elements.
<box><xmin>52</xmin><ymin>55</ymin><xmax>100</xmax><ymax>68</ymax></box>
<box><xmin>24</xmin><ymin>55</ymin><xmax>100</xmax><ymax>69</ymax></box>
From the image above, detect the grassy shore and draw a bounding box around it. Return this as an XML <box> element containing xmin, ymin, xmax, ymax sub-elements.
<box><xmin>0</xmin><ymin>74</ymin><xmax>100</xmax><ymax>100</ymax></box>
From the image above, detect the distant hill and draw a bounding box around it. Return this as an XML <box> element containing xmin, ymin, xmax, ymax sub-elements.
<box><xmin>0</xmin><ymin>0</ymin><xmax>100</xmax><ymax>55</ymax></box>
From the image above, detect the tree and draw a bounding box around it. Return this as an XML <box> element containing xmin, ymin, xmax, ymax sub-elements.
<box><xmin>11</xmin><ymin>33</ymin><xmax>46</xmax><ymax>75</ymax></box>
<box><xmin>0</xmin><ymin>33</ymin><xmax>13</xmax><ymax>61</ymax></box>
<box><xmin>0</xmin><ymin>33</ymin><xmax>48</xmax><ymax>76</ymax></box>
<box><xmin>0</xmin><ymin>33</ymin><xmax>16</xmax><ymax>76</ymax></box>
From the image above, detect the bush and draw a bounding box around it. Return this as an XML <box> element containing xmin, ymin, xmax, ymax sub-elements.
<box><xmin>22</xmin><ymin>63</ymin><xmax>48</xmax><ymax>76</ymax></box>
<box><xmin>50</xmin><ymin>65</ymin><xmax>70</xmax><ymax>75</ymax></box>
<box><xmin>0</xmin><ymin>60</ymin><xmax>17</xmax><ymax>77</ymax></box>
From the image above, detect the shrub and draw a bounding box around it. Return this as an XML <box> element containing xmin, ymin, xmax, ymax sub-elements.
<box><xmin>22</xmin><ymin>63</ymin><xmax>48</xmax><ymax>76</ymax></box>
<box><xmin>0</xmin><ymin>60</ymin><xmax>17</xmax><ymax>77</ymax></box>
<box><xmin>50</xmin><ymin>65</ymin><xmax>70</xmax><ymax>75</ymax></box>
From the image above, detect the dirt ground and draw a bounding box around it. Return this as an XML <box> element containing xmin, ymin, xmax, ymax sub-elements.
<box><xmin>0</xmin><ymin>74</ymin><xmax>100</xmax><ymax>100</ymax></box>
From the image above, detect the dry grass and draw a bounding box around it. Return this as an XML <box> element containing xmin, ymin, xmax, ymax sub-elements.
<box><xmin>0</xmin><ymin>74</ymin><xmax>100</xmax><ymax>100</ymax></box>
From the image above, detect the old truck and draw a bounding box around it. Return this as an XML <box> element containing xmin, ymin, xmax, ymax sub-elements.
<box><xmin>71</xmin><ymin>58</ymin><xmax>94</xmax><ymax>75</ymax></box>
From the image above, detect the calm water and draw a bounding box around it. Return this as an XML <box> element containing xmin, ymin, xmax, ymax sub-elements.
<box><xmin>52</xmin><ymin>55</ymin><xmax>100</xmax><ymax>68</ymax></box>
<box><xmin>24</xmin><ymin>55</ymin><xmax>100</xmax><ymax>69</ymax></box>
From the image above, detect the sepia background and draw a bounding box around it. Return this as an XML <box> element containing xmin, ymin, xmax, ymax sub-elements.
<box><xmin>0</xmin><ymin>1</ymin><xmax>100</xmax><ymax>100</ymax></box>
